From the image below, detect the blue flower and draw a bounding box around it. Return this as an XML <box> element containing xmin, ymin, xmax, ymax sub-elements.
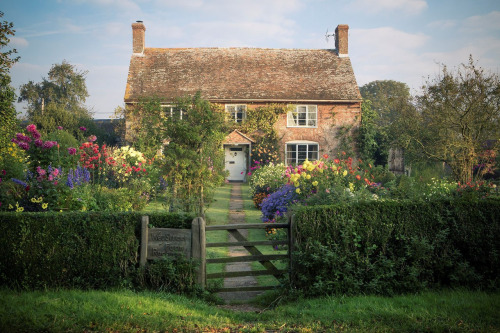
<box><xmin>11</xmin><ymin>178</ymin><xmax>28</xmax><ymax>187</ymax></box>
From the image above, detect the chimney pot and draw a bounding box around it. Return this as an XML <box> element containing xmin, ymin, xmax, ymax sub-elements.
<box><xmin>132</xmin><ymin>21</ymin><xmax>146</xmax><ymax>54</ymax></box>
<box><xmin>335</xmin><ymin>24</ymin><xmax>349</xmax><ymax>57</ymax></box>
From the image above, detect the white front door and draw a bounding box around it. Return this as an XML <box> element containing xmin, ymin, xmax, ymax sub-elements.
<box><xmin>225</xmin><ymin>145</ymin><xmax>247</xmax><ymax>181</ymax></box>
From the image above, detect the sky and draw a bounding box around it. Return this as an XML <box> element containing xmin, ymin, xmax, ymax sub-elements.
<box><xmin>3</xmin><ymin>0</ymin><xmax>500</xmax><ymax>119</ymax></box>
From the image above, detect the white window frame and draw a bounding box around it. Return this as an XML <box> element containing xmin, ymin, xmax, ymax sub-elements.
<box><xmin>285</xmin><ymin>141</ymin><xmax>319</xmax><ymax>165</ymax></box>
<box><xmin>287</xmin><ymin>105</ymin><xmax>317</xmax><ymax>128</ymax></box>
<box><xmin>161</xmin><ymin>105</ymin><xmax>184</xmax><ymax>120</ymax></box>
<box><xmin>225</xmin><ymin>104</ymin><xmax>247</xmax><ymax>123</ymax></box>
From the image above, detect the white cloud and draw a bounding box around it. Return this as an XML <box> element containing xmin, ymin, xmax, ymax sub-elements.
<box><xmin>62</xmin><ymin>0</ymin><xmax>142</xmax><ymax>13</ymax></box>
<box><xmin>10</xmin><ymin>37</ymin><xmax>29</xmax><ymax>48</ymax></box>
<box><xmin>183</xmin><ymin>20</ymin><xmax>296</xmax><ymax>47</ymax></box>
<box><xmin>427</xmin><ymin>19</ymin><xmax>457</xmax><ymax>29</ymax></box>
<box><xmin>350</xmin><ymin>0</ymin><xmax>427</xmax><ymax>15</ymax></box>
<box><xmin>463</xmin><ymin>11</ymin><xmax>500</xmax><ymax>32</ymax></box>
<box><xmin>153</xmin><ymin>0</ymin><xmax>204</xmax><ymax>9</ymax></box>
<box><xmin>350</xmin><ymin>27</ymin><xmax>431</xmax><ymax>91</ymax></box>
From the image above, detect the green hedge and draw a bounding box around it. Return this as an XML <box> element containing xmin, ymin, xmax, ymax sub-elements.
<box><xmin>0</xmin><ymin>212</ymin><xmax>194</xmax><ymax>290</ymax></box>
<box><xmin>291</xmin><ymin>199</ymin><xmax>500</xmax><ymax>296</ymax></box>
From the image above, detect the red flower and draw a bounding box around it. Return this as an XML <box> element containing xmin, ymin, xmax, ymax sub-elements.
<box><xmin>334</xmin><ymin>158</ymin><xmax>340</xmax><ymax>164</ymax></box>
<box><xmin>356</xmin><ymin>175</ymin><xmax>361</xmax><ymax>180</ymax></box>
<box><xmin>323</xmin><ymin>154</ymin><xmax>329</xmax><ymax>159</ymax></box>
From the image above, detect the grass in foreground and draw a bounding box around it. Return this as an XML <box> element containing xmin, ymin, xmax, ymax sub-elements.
<box><xmin>1</xmin><ymin>288</ymin><xmax>498</xmax><ymax>332</ymax></box>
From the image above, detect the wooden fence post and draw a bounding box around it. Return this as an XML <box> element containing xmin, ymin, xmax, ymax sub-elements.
<box><xmin>140</xmin><ymin>216</ymin><xmax>149</xmax><ymax>267</ymax></box>
<box><xmin>192</xmin><ymin>217</ymin><xmax>206</xmax><ymax>288</ymax></box>
<box><xmin>288</xmin><ymin>214</ymin><xmax>295</xmax><ymax>287</ymax></box>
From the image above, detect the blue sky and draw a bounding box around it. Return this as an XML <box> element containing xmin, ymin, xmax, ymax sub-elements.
<box><xmin>3</xmin><ymin>0</ymin><xmax>500</xmax><ymax>119</ymax></box>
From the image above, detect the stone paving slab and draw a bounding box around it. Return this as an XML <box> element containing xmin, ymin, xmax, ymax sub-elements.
<box><xmin>218</xmin><ymin>183</ymin><xmax>263</xmax><ymax>304</ymax></box>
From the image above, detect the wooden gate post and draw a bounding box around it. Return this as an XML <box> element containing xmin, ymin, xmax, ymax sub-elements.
<box><xmin>140</xmin><ymin>216</ymin><xmax>149</xmax><ymax>267</ymax></box>
<box><xmin>288</xmin><ymin>214</ymin><xmax>295</xmax><ymax>287</ymax></box>
<box><xmin>191</xmin><ymin>217</ymin><xmax>206</xmax><ymax>288</ymax></box>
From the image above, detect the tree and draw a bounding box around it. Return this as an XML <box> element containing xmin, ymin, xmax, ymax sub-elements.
<box><xmin>359</xmin><ymin>80</ymin><xmax>414</xmax><ymax>165</ymax></box>
<box><xmin>414</xmin><ymin>56</ymin><xmax>500</xmax><ymax>183</ymax></box>
<box><xmin>0</xmin><ymin>11</ymin><xmax>20</xmax><ymax>161</ymax></box>
<box><xmin>130</xmin><ymin>93</ymin><xmax>227</xmax><ymax>215</ymax></box>
<box><xmin>18</xmin><ymin>61</ymin><xmax>93</xmax><ymax>135</ymax></box>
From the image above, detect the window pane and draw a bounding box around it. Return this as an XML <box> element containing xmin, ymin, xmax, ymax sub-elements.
<box><xmin>287</xmin><ymin>111</ymin><xmax>298</xmax><ymax>126</ymax></box>
<box><xmin>287</xmin><ymin>144</ymin><xmax>297</xmax><ymax>164</ymax></box>
<box><xmin>308</xmin><ymin>144</ymin><xmax>318</xmax><ymax>161</ymax></box>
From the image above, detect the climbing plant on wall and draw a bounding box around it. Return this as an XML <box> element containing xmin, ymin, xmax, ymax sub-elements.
<box><xmin>236</xmin><ymin>104</ymin><xmax>292</xmax><ymax>165</ymax></box>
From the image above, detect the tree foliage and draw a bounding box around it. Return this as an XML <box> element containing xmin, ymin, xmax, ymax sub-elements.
<box><xmin>0</xmin><ymin>11</ymin><xmax>20</xmax><ymax>165</ymax></box>
<box><xmin>130</xmin><ymin>93</ymin><xmax>227</xmax><ymax>214</ymax></box>
<box><xmin>413</xmin><ymin>56</ymin><xmax>500</xmax><ymax>183</ymax></box>
<box><xmin>359</xmin><ymin>80</ymin><xmax>414</xmax><ymax>165</ymax></box>
<box><xmin>18</xmin><ymin>61</ymin><xmax>93</xmax><ymax>135</ymax></box>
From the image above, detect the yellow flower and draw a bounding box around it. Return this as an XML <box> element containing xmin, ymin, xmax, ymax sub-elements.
<box><xmin>306</xmin><ymin>174</ymin><xmax>311</xmax><ymax>180</ymax></box>
<box><xmin>307</xmin><ymin>165</ymin><xmax>315</xmax><ymax>172</ymax></box>
<box><xmin>312</xmin><ymin>181</ymin><xmax>319</xmax><ymax>187</ymax></box>
<box><xmin>8</xmin><ymin>204</ymin><xmax>13</xmax><ymax>209</ymax></box>
<box><xmin>343</xmin><ymin>170</ymin><xmax>348</xmax><ymax>177</ymax></box>
<box><xmin>31</xmin><ymin>198</ymin><xmax>37</xmax><ymax>203</ymax></box>
<box><xmin>296</xmin><ymin>188</ymin><xmax>301</xmax><ymax>194</ymax></box>
<box><xmin>42</xmin><ymin>203</ymin><xmax>48</xmax><ymax>209</ymax></box>
<box><xmin>349</xmin><ymin>182</ymin><xmax>355</xmax><ymax>192</ymax></box>
<box><xmin>301</xmin><ymin>172</ymin><xmax>307</xmax><ymax>178</ymax></box>
<box><xmin>294</xmin><ymin>181</ymin><xmax>300</xmax><ymax>187</ymax></box>
<box><xmin>16</xmin><ymin>206</ymin><xmax>24</xmax><ymax>213</ymax></box>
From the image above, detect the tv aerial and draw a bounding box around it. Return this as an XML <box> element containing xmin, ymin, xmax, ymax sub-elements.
<box><xmin>325</xmin><ymin>28</ymin><xmax>335</xmax><ymax>43</ymax></box>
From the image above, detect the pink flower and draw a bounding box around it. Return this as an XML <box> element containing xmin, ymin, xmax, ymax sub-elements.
<box><xmin>34</xmin><ymin>139</ymin><xmax>43</xmax><ymax>147</ymax></box>
<box><xmin>68</xmin><ymin>147</ymin><xmax>77</xmax><ymax>155</ymax></box>
<box><xmin>79</xmin><ymin>126</ymin><xmax>87</xmax><ymax>131</ymax></box>
<box><xmin>54</xmin><ymin>181</ymin><xmax>58</xmax><ymax>186</ymax></box>
<box><xmin>57</xmin><ymin>126</ymin><xmax>63</xmax><ymax>130</ymax></box>
<box><xmin>87</xmin><ymin>135</ymin><xmax>97</xmax><ymax>142</ymax></box>
<box><xmin>26</xmin><ymin>124</ymin><xmax>37</xmax><ymax>133</ymax></box>
<box><xmin>52</xmin><ymin>169</ymin><xmax>60</xmax><ymax>176</ymax></box>
<box><xmin>48</xmin><ymin>175</ymin><xmax>54</xmax><ymax>181</ymax></box>
<box><xmin>37</xmin><ymin>167</ymin><xmax>46</xmax><ymax>176</ymax></box>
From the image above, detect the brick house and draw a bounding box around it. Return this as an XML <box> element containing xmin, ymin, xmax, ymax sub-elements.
<box><xmin>124</xmin><ymin>21</ymin><xmax>361</xmax><ymax>181</ymax></box>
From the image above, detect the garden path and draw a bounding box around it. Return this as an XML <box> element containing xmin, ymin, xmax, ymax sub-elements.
<box><xmin>218</xmin><ymin>182</ymin><xmax>263</xmax><ymax>304</ymax></box>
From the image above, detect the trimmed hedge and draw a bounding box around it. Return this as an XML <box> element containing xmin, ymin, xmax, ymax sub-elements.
<box><xmin>0</xmin><ymin>212</ymin><xmax>194</xmax><ymax>290</ymax></box>
<box><xmin>291</xmin><ymin>198</ymin><xmax>500</xmax><ymax>296</ymax></box>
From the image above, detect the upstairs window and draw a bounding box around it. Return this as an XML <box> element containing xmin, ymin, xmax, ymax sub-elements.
<box><xmin>287</xmin><ymin>105</ymin><xmax>317</xmax><ymax>127</ymax></box>
<box><xmin>286</xmin><ymin>142</ymin><xmax>319</xmax><ymax>165</ymax></box>
<box><xmin>226</xmin><ymin>104</ymin><xmax>247</xmax><ymax>123</ymax></box>
<box><xmin>161</xmin><ymin>105</ymin><xmax>184</xmax><ymax>120</ymax></box>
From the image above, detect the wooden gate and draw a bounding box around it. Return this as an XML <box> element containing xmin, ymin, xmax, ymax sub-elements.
<box><xmin>199</xmin><ymin>219</ymin><xmax>293</xmax><ymax>292</ymax></box>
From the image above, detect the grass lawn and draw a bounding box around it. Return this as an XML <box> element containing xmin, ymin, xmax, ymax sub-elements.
<box><xmin>1</xmin><ymin>288</ymin><xmax>498</xmax><ymax>332</ymax></box>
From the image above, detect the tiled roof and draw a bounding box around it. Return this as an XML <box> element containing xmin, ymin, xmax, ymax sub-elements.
<box><xmin>124</xmin><ymin>47</ymin><xmax>361</xmax><ymax>103</ymax></box>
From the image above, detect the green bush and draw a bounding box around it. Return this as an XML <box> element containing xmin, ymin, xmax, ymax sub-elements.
<box><xmin>290</xmin><ymin>198</ymin><xmax>500</xmax><ymax>296</ymax></box>
<box><xmin>0</xmin><ymin>211</ymin><xmax>194</xmax><ymax>290</ymax></box>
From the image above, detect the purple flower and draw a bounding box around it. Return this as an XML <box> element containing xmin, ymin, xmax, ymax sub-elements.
<box><xmin>16</xmin><ymin>133</ymin><xmax>31</xmax><ymax>143</ymax></box>
<box><xmin>42</xmin><ymin>141</ymin><xmax>57</xmax><ymax>149</ymax></box>
<box><xmin>10</xmin><ymin>138</ymin><xmax>19</xmax><ymax>144</ymax></box>
<box><xmin>68</xmin><ymin>147</ymin><xmax>77</xmax><ymax>155</ymax></box>
<box><xmin>11</xmin><ymin>178</ymin><xmax>28</xmax><ymax>187</ymax></box>
<box><xmin>31</xmin><ymin>130</ymin><xmax>41</xmax><ymax>140</ymax></box>
<box><xmin>79</xmin><ymin>126</ymin><xmax>87</xmax><ymax>131</ymax></box>
<box><xmin>57</xmin><ymin>126</ymin><xmax>63</xmax><ymax>130</ymax></box>
<box><xmin>34</xmin><ymin>139</ymin><xmax>43</xmax><ymax>147</ymax></box>
<box><xmin>18</xmin><ymin>142</ymin><xmax>30</xmax><ymax>150</ymax></box>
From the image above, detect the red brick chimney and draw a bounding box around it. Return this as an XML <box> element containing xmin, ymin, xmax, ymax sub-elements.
<box><xmin>132</xmin><ymin>21</ymin><xmax>146</xmax><ymax>54</ymax></box>
<box><xmin>335</xmin><ymin>24</ymin><xmax>349</xmax><ymax>57</ymax></box>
